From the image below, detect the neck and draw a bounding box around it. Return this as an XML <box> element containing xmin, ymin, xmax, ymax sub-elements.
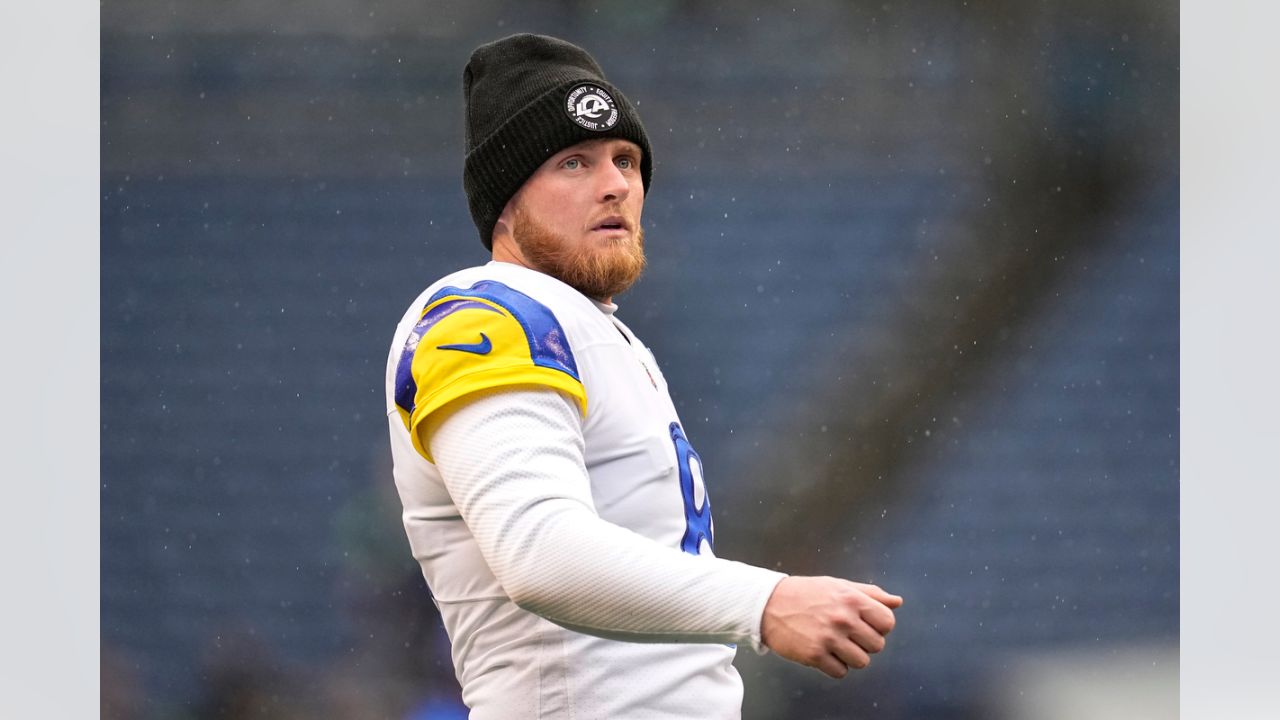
<box><xmin>491</xmin><ymin>234</ymin><xmax>532</xmax><ymax>270</ymax></box>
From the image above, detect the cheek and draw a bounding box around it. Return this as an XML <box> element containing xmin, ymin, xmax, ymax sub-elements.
<box><xmin>630</xmin><ymin>183</ymin><xmax>645</xmax><ymax>216</ymax></box>
<box><xmin>528</xmin><ymin>197</ymin><xmax>575</xmax><ymax>233</ymax></box>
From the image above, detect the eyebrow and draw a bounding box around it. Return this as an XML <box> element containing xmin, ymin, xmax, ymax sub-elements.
<box><xmin>600</xmin><ymin>142</ymin><xmax>643</xmax><ymax>162</ymax></box>
<box><xmin>562</xmin><ymin>140</ymin><xmax>641</xmax><ymax>157</ymax></box>
<box><xmin>546</xmin><ymin>141</ymin><xmax>642</xmax><ymax>170</ymax></box>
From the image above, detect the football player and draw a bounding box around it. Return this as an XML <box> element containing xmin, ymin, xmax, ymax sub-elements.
<box><xmin>385</xmin><ymin>33</ymin><xmax>903</xmax><ymax>719</ymax></box>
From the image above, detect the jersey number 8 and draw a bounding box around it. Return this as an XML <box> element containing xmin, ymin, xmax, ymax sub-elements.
<box><xmin>670</xmin><ymin>422</ymin><xmax>714</xmax><ymax>556</ymax></box>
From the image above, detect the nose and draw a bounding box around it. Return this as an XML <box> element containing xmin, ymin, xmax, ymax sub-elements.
<box><xmin>596</xmin><ymin>161</ymin><xmax>630</xmax><ymax>204</ymax></box>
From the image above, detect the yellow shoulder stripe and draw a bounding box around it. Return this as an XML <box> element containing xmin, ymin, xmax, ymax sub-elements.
<box><xmin>391</xmin><ymin>284</ymin><xmax>587</xmax><ymax>462</ymax></box>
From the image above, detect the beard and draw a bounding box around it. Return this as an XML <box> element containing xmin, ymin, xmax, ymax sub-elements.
<box><xmin>512</xmin><ymin>209</ymin><xmax>647</xmax><ymax>300</ymax></box>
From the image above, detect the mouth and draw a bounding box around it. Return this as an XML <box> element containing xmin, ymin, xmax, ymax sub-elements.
<box><xmin>590</xmin><ymin>216</ymin><xmax>631</xmax><ymax>234</ymax></box>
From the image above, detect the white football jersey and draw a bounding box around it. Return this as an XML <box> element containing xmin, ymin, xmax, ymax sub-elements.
<box><xmin>385</xmin><ymin>261</ymin><xmax>784</xmax><ymax>719</ymax></box>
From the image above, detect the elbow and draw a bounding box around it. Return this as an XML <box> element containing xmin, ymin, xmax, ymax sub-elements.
<box><xmin>503</xmin><ymin>570</ymin><xmax>560</xmax><ymax>616</ymax></box>
<box><xmin>488</xmin><ymin>502</ymin><xmax>594</xmax><ymax>615</ymax></box>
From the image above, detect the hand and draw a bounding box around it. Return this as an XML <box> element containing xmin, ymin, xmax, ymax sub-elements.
<box><xmin>759</xmin><ymin>576</ymin><xmax>903</xmax><ymax>679</ymax></box>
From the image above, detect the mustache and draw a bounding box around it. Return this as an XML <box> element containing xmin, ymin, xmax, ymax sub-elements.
<box><xmin>588</xmin><ymin>206</ymin><xmax>635</xmax><ymax>229</ymax></box>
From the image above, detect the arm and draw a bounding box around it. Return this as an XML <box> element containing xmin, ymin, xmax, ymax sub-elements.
<box><xmin>427</xmin><ymin>386</ymin><xmax>905</xmax><ymax>673</ymax></box>
<box><xmin>425</xmin><ymin>386</ymin><xmax>786</xmax><ymax>648</ymax></box>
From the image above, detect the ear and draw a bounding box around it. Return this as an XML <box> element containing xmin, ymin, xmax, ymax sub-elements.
<box><xmin>491</xmin><ymin>219</ymin><xmax>512</xmax><ymax>246</ymax></box>
<box><xmin>492</xmin><ymin>198</ymin><xmax>517</xmax><ymax>248</ymax></box>
<box><xmin>490</xmin><ymin>197</ymin><xmax>526</xmax><ymax>263</ymax></box>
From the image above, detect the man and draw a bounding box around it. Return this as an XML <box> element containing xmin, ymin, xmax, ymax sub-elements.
<box><xmin>384</xmin><ymin>33</ymin><xmax>902</xmax><ymax>719</ymax></box>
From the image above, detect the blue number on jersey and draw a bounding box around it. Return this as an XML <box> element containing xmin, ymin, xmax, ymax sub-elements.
<box><xmin>671</xmin><ymin>422</ymin><xmax>714</xmax><ymax>555</ymax></box>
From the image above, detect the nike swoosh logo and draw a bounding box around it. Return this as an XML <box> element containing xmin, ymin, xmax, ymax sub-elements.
<box><xmin>437</xmin><ymin>333</ymin><xmax>492</xmax><ymax>355</ymax></box>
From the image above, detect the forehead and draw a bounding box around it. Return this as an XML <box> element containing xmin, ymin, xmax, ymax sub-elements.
<box><xmin>551</xmin><ymin>137</ymin><xmax>643</xmax><ymax>158</ymax></box>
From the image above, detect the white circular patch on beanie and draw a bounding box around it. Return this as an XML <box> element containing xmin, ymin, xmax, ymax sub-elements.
<box><xmin>565</xmin><ymin>83</ymin><xmax>620</xmax><ymax>131</ymax></box>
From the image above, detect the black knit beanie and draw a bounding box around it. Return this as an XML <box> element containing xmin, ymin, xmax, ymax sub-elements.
<box><xmin>463</xmin><ymin>33</ymin><xmax>653</xmax><ymax>250</ymax></box>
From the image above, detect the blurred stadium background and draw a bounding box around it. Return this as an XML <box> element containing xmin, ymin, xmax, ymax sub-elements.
<box><xmin>101</xmin><ymin>1</ymin><xmax>1178</xmax><ymax>718</ymax></box>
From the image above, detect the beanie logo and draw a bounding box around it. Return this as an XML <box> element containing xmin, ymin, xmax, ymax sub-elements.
<box><xmin>565</xmin><ymin>83</ymin><xmax>619</xmax><ymax>132</ymax></box>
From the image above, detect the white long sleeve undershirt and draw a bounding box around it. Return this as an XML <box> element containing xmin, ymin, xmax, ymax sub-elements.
<box><xmin>425</xmin><ymin>387</ymin><xmax>787</xmax><ymax>651</ymax></box>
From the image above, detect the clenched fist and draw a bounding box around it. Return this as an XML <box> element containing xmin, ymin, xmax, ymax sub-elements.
<box><xmin>760</xmin><ymin>576</ymin><xmax>903</xmax><ymax>678</ymax></box>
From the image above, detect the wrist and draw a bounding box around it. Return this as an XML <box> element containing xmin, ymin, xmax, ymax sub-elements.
<box><xmin>755</xmin><ymin>574</ymin><xmax>790</xmax><ymax>654</ymax></box>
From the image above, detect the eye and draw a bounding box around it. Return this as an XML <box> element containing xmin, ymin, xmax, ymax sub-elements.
<box><xmin>562</xmin><ymin>157</ymin><xmax>582</xmax><ymax>170</ymax></box>
<box><xmin>616</xmin><ymin>156</ymin><xmax>634</xmax><ymax>170</ymax></box>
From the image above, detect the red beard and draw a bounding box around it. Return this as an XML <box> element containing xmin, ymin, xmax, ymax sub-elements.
<box><xmin>512</xmin><ymin>209</ymin><xmax>647</xmax><ymax>300</ymax></box>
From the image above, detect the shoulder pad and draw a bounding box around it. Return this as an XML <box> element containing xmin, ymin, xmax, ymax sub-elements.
<box><xmin>392</xmin><ymin>280</ymin><xmax>587</xmax><ymax>461</ymax></box>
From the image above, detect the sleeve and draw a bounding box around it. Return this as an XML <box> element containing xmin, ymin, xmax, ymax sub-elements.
<box><xmin>390</xmin><ymin>281</ymin><xmax>588</xmax><ymax>463</ymax></box>
<box><xmin>424</xmin><ymin>386</ymin><xmax>788</xmax><ymax>651</ymax></box>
